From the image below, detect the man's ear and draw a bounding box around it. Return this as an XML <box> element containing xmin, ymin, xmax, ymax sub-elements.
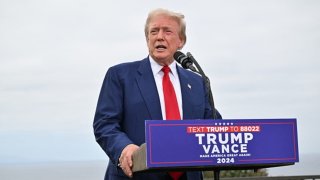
<box><xmin>178</xmin><ymin>39</ymin><xmax>185</xmax><ymax>50</ymax></box>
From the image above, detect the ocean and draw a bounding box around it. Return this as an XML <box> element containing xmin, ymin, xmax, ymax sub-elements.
<box><xmin>1</xmin><ymin>154</ymin><xmax>319</xmax><ymax>180</ymax></box>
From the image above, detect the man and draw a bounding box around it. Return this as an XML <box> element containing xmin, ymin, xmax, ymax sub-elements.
<box><xmin>93</xmin><ymin>8</ymin><xmax>221</xmax><ymax>180</ymax></box>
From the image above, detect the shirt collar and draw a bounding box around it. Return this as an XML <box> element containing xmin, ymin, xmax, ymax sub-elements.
<box><xmin>149</xmin><ymin>56</ymin><xmax>178</xmax><ymax>77</ymax></box>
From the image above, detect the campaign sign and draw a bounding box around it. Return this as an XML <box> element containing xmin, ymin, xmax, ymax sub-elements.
<box><xmin>145</xmin><ymin>119</ymin><xmax>299</xmax><ymax>168</ymax></box>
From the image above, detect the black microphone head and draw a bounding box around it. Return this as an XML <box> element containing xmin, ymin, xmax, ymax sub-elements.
<box><xmin>173</xmin><ymin>51</ymin><xmax>187</xmax><ymax>63</ymax></box>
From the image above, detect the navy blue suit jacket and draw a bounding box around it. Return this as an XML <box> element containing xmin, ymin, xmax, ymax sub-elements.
<box><xmin>93</xmin><ymin>57</ymin><xmax>221</xmax><ymax>180</ymax></box>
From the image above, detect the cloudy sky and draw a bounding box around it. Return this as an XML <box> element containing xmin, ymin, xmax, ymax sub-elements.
<box><xmin>1</xmin><ymin>0</ymin><xmax>319</xmax><ymax>169</ymax></box>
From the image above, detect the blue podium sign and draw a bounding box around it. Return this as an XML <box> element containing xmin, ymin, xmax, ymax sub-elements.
<box><xmin>145</xmin><ymin>119</ymin><xmax>299</xmax><ymax>169</ymax></box>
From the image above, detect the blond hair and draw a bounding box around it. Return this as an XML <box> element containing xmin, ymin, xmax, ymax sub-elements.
<box><xmin>144</xmin><ymin>8</ymin><xmax>187</xmax><ymax>47</ymax></box>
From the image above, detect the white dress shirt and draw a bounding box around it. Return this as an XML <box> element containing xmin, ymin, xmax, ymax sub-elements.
<box><xmin>149</xmin><ymin>56</ymin><xmax>183</xmax><ymax>120</ymax></box>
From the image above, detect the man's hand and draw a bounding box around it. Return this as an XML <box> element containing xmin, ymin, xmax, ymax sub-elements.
<box><xmin>118</xmin><ymin>144</ymin><xmax>139</xmax><ymax>178</ymax></box>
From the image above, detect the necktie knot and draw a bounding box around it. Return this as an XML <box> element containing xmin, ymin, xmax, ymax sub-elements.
<box><xmin>162</xmin><ymin>65</ymin><xmax>170</xmax><ymax>75</ymax></box>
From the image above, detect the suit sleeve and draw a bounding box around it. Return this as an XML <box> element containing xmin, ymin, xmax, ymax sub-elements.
<box><xmin>93</xmin><ymin>67</ymin><xmax>133</xmax><ymax>165</ymax></box>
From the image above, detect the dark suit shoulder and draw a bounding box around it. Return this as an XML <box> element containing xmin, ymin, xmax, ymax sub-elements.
<box><xmin>177</xmin><ymin>65</ymin><xmax>203</xmax><ymax>82</ymax></box>
<box><xmin>105</xmin><ymin>57</ymin><xmax>149</xmax><ymax>78</ymax></box>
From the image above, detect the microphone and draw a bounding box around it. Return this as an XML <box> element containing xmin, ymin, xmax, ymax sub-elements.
<box><xmin>173</xmin><ymin>51</ymin><xmax>197</xmax><ymax>72</ymax></box>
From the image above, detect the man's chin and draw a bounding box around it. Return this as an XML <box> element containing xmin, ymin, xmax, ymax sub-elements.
<box><xmin>153</xmin><ymin>58</ymin><xmax>173</xmax><ymax>65</ymax></box>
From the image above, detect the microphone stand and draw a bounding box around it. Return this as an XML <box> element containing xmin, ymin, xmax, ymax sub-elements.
<box><xmin>186</xmin><ymin>52</ymin><xmax>217</xmax><ymax>120</ymax></box>
<box><xmin>185</xmin><ymin>52</ymin><xmax>220</xmax><ymax>180</ymax></box>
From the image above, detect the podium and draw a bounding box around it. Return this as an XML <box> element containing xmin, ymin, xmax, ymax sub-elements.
<box><xmin>132</xmin><ymin>119</ymin><xmax>299</xmax><ymax>179</ymax></box>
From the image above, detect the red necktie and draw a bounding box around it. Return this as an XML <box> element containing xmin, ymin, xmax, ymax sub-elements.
<box><xmin>162</xmin><ymin>65</ymin><xmax>181</xmax><ymax>120</ymax></box>
<box><xmin>162</xmin><ymin>65</ymin><xmax>183</xmax><ymax>180</ymax></box>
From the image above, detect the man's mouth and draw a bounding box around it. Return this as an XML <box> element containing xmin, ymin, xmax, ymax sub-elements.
<box><xmin>155</xmin><ymin>45</ymin><xmax>167</xmax><ymax>50</ymax></box>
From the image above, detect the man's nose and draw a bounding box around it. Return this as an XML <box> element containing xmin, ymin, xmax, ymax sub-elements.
<box><xmin>156</xmin><ymin>30</ymin><xmax>164</xmax><ymax>40</ymax></box>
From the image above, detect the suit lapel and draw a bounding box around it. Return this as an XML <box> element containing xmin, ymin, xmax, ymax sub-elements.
<box><xmin>176</xmin><ymin>66</ymin><xmax>194</xmax><ymax>119</ymax></box>
<box><xmin>135</xmin><ymin>58</ymin><xmax>162</xmax><ymax>120</ymax></box>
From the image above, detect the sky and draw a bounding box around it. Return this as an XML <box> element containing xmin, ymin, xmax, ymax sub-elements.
<box><xmin>0</xmin><ymin>0</ymin><xmax>319</xmax><ymax>169</ymax></box>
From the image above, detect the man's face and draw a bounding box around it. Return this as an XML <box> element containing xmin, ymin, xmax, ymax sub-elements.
<box><xmin>147</xmin><ymin>15</ymin><xmax>184</xmax><ymax>65</ymax></box>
